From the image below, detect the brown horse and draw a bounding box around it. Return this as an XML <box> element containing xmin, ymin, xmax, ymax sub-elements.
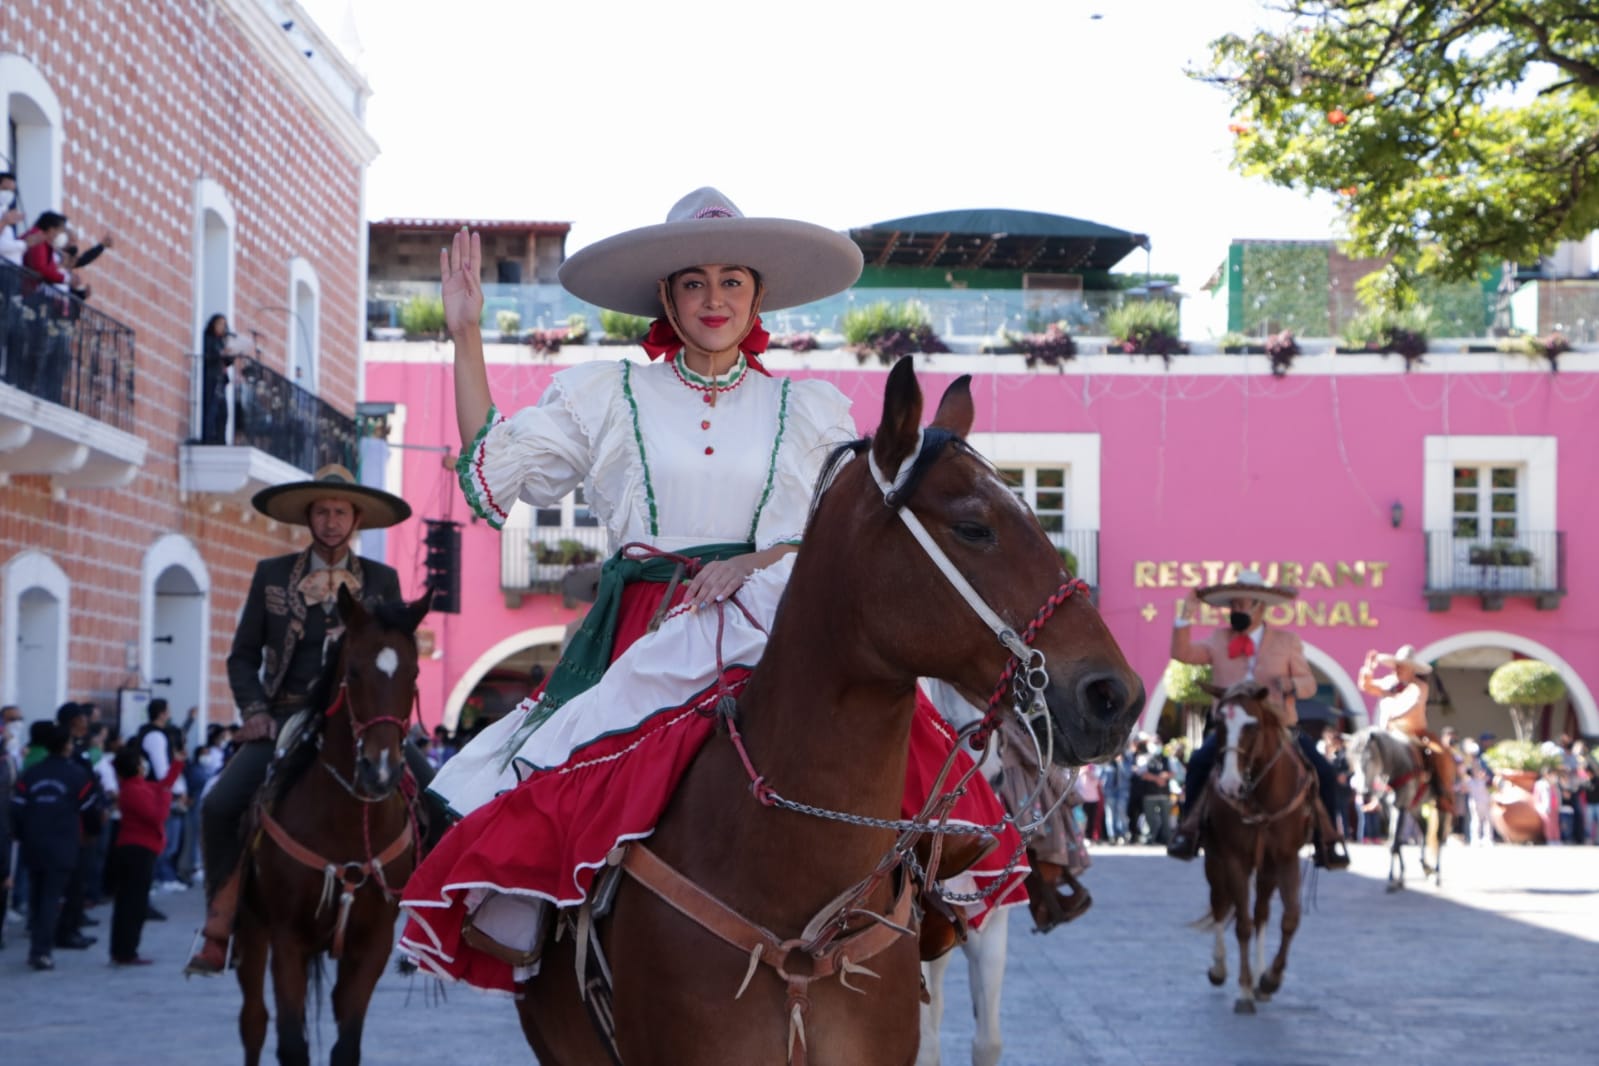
<box><xmin>236</xmin><ymin>589</ymin><xmax>428</xmax><ymax>1066</ymax></box>
<box><xmin>516</xmin><ymin>359</ymin><xmax>1145</xmax><ymax>1064</ymax></box>
<box><xmin>1196</xmin><ymin>681</ymin><xmax>1314</xmax><ymax>1015</ymax></box>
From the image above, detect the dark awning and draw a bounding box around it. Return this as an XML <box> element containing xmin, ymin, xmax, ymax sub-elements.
<box><xmin>848</xmin><ymin>208</ymin><xmax>1150</xmax><ymax>273</ymax></box>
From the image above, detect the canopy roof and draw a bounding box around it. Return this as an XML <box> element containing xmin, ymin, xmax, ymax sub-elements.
<box><xmin>849</xmin><ymin>208</ymin><xmax>1150</xmax><ymax>273</ymax></box>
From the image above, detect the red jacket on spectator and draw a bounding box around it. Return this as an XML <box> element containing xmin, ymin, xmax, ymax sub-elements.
<box><xmin>21</xmin><ymin>230</ymin><xmax>66</xmax><ymax>283</ymax></box>
<box><xmin>117</xmin><ymin>759</ymin><xmax>182</xmax><ymax>854</ymax></box>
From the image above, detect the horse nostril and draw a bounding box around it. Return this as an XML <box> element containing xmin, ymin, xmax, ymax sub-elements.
<box><xmin>1076</xmin><ymin>673</ymin><xmax>1139</xmax><ymax>722</ymax></box>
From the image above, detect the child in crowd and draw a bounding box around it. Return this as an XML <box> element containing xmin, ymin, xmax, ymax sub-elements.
<box><xmin>107</xmin><ymin>741</ymin><xmax>183</xmax><ymax>964</ymax></box>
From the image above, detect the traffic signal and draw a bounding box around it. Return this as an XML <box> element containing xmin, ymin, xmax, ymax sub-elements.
<box><xmin>423</xmin><ymin>519</ymin><xmax>461</xmax><ymax>614</ymax></box>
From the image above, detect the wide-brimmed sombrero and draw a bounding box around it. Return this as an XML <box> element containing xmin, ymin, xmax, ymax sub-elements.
<box><xmin>557</xmin><ymin>187</ymin><xmax>864</xmax><ymax>317</ymax></box>
<box><xmin>1375</xmin><ymin>644</ymin><xmax>1433</xmax><ymax>674</ymax></box>
<box><xmin>1196</xmin><ymin>568</ymin><xmax>1297</xmax><ymax>608</ymax></box>
<box><xmin>251</xmin><ymin>465</ymin><xmax>411</xmax><ymax>529</ymax></box>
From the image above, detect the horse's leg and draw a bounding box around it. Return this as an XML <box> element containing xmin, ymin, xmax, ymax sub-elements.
<box><xmin>1260</xmin><ymin>854</ymin><xmax>1301</xmax><ymax>999</ymax></box>
<box><xmin>966</xmin><ymin>908</ymin><xmax>1007</xmax><ymax>1066</ymax></box>
<box><xmin>1422</xmin><ymin>807</ymin><xmax>1439</xmax><ymax>876</ymax></box>
<box><xmin>1231</xmin><ymin>863</ymin><xmax>1256</xmax><ymax>1015</ymax></box>
<box><xmin>236</xmin><ymin>920</ymin><xmax>270</xmax><ymax>1066</ymax></box>
<box><xmin>268</xmin><ymin>937</ymin><xmax>313</xmax><ymax>1066</ymax></box>
<box><xmin>1204</xmin><ymin>855</ymin><xmax>1227</xmax><ymax>987</ymax></box>
<box><xmin>1386</xmin><ymin>803</ymin><xmax>1405</xmax><ymax>893</ymax></box>
<box><xmin>1432</xmin><ymin>810</ymin><xmax>1450</xmax><ymax>887</ymax></box>
<box><xmin>1250</xmin><ymin>866</ymin><xmax>1275</xmax><ymax>1002</ymax></box>
<box><xmin>916</xmin><ymin>949</ymin><xmax>952</xmax><ymax>1066</ymax></box>
<box><xmin>329</xmin><ymin>925</ymin><xmax>391</xmax><ymax>1066</ymax></box>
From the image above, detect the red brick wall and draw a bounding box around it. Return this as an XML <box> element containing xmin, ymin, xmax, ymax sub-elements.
<box><xmin>0</xmin><ymin>2</ymin><xmax>367</xmax><ymax>720</ymax></box>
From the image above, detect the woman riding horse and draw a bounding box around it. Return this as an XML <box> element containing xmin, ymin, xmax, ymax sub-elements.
<box><xmin>403</xmin><ymin>189</ymin><xmax>1031</xmax><ymax>990</ymax></box>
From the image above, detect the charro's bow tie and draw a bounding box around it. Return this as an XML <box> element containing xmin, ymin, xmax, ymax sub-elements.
<box><xmin>298</xmin><ymin>568</ymin><xmax>360</xmax><ymax>607</ymax></box>
<box><xmin>1227</xmin><ymin>633</ymin><xmax>1256</xmax><ymax>659</ymax></box>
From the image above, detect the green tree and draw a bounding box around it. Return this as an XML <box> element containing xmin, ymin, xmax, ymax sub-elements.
<box><xmin>1202</xmin><ymin>2</ymin><xmax>1599</xmax><ymax>300</ymax></box>
<box><xmin>1487</xmin><ymin>658</ymin><xmax>1567</xmax><ymax>742</ymax></box>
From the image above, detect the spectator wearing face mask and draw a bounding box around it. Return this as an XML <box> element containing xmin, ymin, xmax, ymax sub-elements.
<box><xmin>0</xmin><ymin>173</ymin><xmax>40</xmax><ymax>268</ymax></box>
<box><xmin>18</xmin><ymin>211</ymin><xmax>74</xmax><ymax>401</ymax></box>
<box><xmin>20</xmin><ymin>211</ymin><xmax>70</xmax><ymax>290</ymax></box>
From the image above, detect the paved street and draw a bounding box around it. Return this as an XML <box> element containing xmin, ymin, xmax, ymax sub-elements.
<box><xmin>4</xmin><ymin>842</ymin><xmax>1595</xmax><ymax>1065</ymax></box>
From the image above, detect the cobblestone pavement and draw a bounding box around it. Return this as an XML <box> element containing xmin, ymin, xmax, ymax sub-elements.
<box><xmin>3</xmin><ymin>843</ymin><xmax>1595</xmax><ymax>1064</ymax></box>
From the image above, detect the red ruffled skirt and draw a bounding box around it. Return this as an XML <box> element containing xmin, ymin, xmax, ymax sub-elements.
<box><xmin>401</xmin><ymin>582</ymin><xmax>1026</xmax><ymax>993</ymax></box>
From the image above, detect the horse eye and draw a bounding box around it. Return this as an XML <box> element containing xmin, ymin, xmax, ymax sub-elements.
<box><xmin>952</xmin><ymin>521</ymin><xmax>994</xmax><ymax>544</ymax></box>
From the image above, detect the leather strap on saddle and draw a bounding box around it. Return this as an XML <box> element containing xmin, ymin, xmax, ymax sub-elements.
<box><xmin>621</xmin><ymin>843</ymin><xmax>914</xmax><ymax>1066</ymax></box>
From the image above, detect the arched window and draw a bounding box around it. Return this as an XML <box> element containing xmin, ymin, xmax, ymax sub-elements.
<box><xmin>287</xmin><ymin>257</ymin><xmax>320</xmax><ymax>390</ymax></box>
<box><xmin>0</xmin><ymin>53</ymin><xmax>64</xmax><ymax>225</ymax></box>
<box><xmin>192</xmin><ymin>179</ymin><xmax>238</xmax><ymax>350</ymax></box>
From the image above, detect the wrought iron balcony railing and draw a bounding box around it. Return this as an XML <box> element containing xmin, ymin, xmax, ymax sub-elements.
<box><xmin>1424</xmin><ymin>530</ymin><xmax>1565</xmax><ymax>610</ymax></box>
<box><xmin>1049</xmin><ymin>529</ymin><xmax>1099</xmax><ymax>590</ymax></box>
<box><xmin>501</xmin><ymin>524</ymin><xmax>611</xmax><ymax>592</ymax></box>
<box><xmin>0</xmin><ymin>258</ymin><xmax>137</xmax><ymax>431</ymax></box>
<box><xmin>190</xmin><ymin>353</ymin><xmax>357</xmax><ymax>474</ymax></box>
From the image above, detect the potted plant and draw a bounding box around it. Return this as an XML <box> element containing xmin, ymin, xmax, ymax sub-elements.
<box><xmin>1057</xmin><ymin>545</ymin><xmax>1079</xmax><ymax>576</ymax></box>
<box><xmin>1219</xmin><ymin>331</ymin><xmax>1250</xmax><ymax>355</ymax></box>
<box><xmin>1105</xmin><ymin>301</ymin><xmax>1188</xmax><ymax>364</ymax></box>
<box><xmin>842</xmin><ymin>300</ymin><xmax>949</xmax><ymax>366</ymax></box>
<box><xmin>1488</xmin><ymin>659</ymin><xmax>1568</xmax><ymax>743</ymax></box>
<box><xmin>1497</xmin><ymin>331</ymin><xmax>1570</xmax><ymax>372</ymax></box>
<box><xmin>1008</xmin><ymin>322</ymin><xmax>1077</xmax><ymax>368</ymax></box>
<box><xmin>399</xmin><ymin>294</ymin><xmax>446</xmax><ymax>340</ymax></box>
<box><xmin>599</xmin><ymin>309</ymin><xmax>652</xmax><ymax>345</ymax></box>
<box><xmin>770</xmin><ymin>332</ymin><xmax>820</xmax><ymax>352</ymax></box>
<box><xmin>495</xmin><ymin>309</ymin><xmax>522</xmax><ymax>341</ymax></box>
<box><xmin>530</xmin><ymin>537</ymin><xmax>601</xmax><ymax>583</ymax></box>
<box><xmin>1469</xmin><ymin>541</ymin><xmax>1535</xmax><ymax>568</ymax></box>
<box><xmin>565</xmin><ymin>313</ymin><xmax>590</xmax><ymax>346</ymax></box>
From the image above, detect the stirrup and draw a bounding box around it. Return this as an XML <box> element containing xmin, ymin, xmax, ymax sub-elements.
<box><xmin>183</xmin><ymin>931</ymin><xmax>233</xmax><ymax>977</ymax></box>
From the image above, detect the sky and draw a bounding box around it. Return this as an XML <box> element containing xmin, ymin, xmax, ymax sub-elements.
<box><xmin>299</xmin><ymin>0</ymin><xmax>1343</xmax><ymax>296</ymax></box>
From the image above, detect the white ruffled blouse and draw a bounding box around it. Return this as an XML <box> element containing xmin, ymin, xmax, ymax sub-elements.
<box><xmin>459</xmin><ymin>355</ymin><xmax>857</xmax><ymax>552</ymax></box>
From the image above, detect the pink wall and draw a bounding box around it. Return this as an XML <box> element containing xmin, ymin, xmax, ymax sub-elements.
<box><xmin>365</xmin><ymin>351</ymin><xmax>1599</xmax><ymax>736</ymax></box>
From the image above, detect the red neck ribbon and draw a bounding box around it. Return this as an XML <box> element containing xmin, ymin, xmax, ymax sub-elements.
<box><xmin>640</xmin><ymin>316</ymin><xmax>772</xmax><ymax>376</ymax></box>
<box><xmin>1227</xmin><ymin>633</ymin><xmax>1257</xmax><ymax>660</ymax></box>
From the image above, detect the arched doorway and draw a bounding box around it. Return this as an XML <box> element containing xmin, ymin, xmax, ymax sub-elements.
<box><xmin>443</xmin><ymin>625</ymin><xmax>570</xmax><ymax>734</ymax></box>
<box><xmin>142</xmin><ymin>536</ymin><xmax>211</xmax><ymax>747</ymax></box>
<box><xmin>1</xmin><ymin>550</ymin><xmax>69</xmax><ymax>721</ymax></box>
<box><xmin>1415</xmin><ymin>631</ymin><xmax>1595</xmax><ymax>741</ymax></box>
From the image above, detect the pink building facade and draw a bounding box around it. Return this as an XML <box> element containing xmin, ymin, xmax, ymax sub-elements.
<box><xmin>363</xmin><ymin>345</ymin><xmax>1598</xmax><ymax>744</ymax></box>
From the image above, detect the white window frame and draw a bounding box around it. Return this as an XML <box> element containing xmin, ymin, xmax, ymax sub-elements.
<box><xmin>0</xmin><ymin>54</ymin><xmax>64</xmax><ymax>230</ymax></box>
<box><xmin>0</xmin><ymin>549</ymin><xmax>70</xmax><ymax>716</ymax></box>
<box><xmin>1449</xmin><ymin>462</ymin><xmax>1522</xmax><ymax>542</ymax></box>
<box><xmin>287</xmin><ymin>257</ymin><xmax>320</xmax><ymax>391</ymax></box>
<box><xmin>1424</xmin><ymin>435</ymin><xmax>1557</xmax><ymax>589</ymax></box>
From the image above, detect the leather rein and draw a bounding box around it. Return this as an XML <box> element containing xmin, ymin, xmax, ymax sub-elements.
<box><xmin>255</xmin><ymin>659</ymin><xmax>421</xmax><ymax>960</ymax></box>
<box><xmin>1212</xmin><ymin>713</ymin><xmax>1314</xmax><ymax>828</ymax></box>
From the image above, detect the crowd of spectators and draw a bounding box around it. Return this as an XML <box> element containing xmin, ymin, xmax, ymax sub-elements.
<box><xmin>4</xmin><ymin>699</ymin><xmax>237</xmax><ymax>970</ymax></box>
<box><xmin>0</xmin><ymin>171</ymin><xmax>117</xmax><ymax>405</ymax></box>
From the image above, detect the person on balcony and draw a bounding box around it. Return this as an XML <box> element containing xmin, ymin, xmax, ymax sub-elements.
<box><xmin>398</xmin><ymin>189</ymin><xmax>1029</xmax><ymax>992</ymax></box>
<box><xmin>1358</xmin><ymin>644</ymin><xmax>1456</xmax><ymax>817</ymax></box>
<box><xmin>200</xmin><ymin>313</ymin><xmax>246</xmax><ymax>444</ymax></box>
<box><xmin>184</xmin><ymin>466</ymin><xmax>436</xmax><ymax>976</ymax></box>
<box><xmin>1164</xmin><ymin>571</ymin><xmax>1350</xmax><ymax>868</ymax></box>
<box><xmin>17</xmin><ymin>211</ymin><xmax>73</xmax><ymax>402</ymax></box>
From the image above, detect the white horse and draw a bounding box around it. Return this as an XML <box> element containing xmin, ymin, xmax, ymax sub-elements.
<box><xmin>917</xmin><ymin>680</ymin><xmax>1011</xmax><ymax>1066</ymax></box>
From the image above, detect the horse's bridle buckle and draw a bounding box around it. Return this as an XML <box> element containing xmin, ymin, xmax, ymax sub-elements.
<box><xmin>339</xmin><ymin>861</ymin><xmax>370</xmax><ymax>890</ymax></box>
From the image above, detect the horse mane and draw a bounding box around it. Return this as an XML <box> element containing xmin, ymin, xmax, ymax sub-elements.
<box><xmin>806</xmin><ymin>428</ymin><xmax>971</xmax><ymax>529</ymax></box>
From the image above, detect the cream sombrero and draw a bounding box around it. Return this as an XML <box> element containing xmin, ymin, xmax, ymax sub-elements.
<box><xmin>1195</xmin><ymin>568</ymin><xmax>1297</xmax><ymax>608</ymax></box>
<box><xmin>252</xmin><ymin>465</ymin><xmax>411</xmax><ymax>529</ymax></box>
<box><xmin>1375</xmin><ymin>644</ymin><xmax>1433</xmax><ymax>674</ymax></box>
<box><xmin>557</xmin><ymin>187</ymin><xmax>864</xmax><ymax>317</ymax></box>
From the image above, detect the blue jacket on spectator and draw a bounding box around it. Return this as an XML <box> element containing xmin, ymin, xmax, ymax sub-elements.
<box><xmin>12</xmin><ymin>752</ymin><xmax>95</xmax><ymax>870</ymax></box>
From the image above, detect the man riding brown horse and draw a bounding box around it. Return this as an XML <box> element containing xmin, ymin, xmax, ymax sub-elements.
<box><xmin>185</xmin><ymin>466</ymin><xmax>438</xmax><ymax>975</ymax></box>
<box><xmin>1164</xmin><ymin>571</ymin><xmax>1349</xmax><ymax>869</ymax></box>
<box><xmin>1358</xmin><ymin>644</ymin><xmax>1456</xmax><ymax>815</ymax></box>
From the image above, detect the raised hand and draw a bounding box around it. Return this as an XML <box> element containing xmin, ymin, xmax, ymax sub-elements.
<box><xmin>441</xmin><ymin>228</ymin><xmax>484</xmax><ymax>337</ymax></box>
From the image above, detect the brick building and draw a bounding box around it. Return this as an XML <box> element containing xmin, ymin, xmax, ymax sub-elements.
<box><xmin>0</xmin><ymin>0</ymin><xmax>376</xmax><ymax>739</ymax></box>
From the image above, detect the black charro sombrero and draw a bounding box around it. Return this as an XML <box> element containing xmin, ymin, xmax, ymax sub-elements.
<box><xmin>251</xmin><ymin>465</ymin><xmax>411</xmax><ymax>529</ymax></box>
<box><xmin>557</xmin><ymin>187</ymin><xmax>863</xmax><ymax>318</ymax></box>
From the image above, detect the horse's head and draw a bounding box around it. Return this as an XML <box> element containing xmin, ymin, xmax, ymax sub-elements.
<box><xmin>1346</xmin><ymin>727</ymin><xmax>1380</xmax><ymax>796</ymax></box>
<box><xmin>808</xmin><ymin>358</ymin><xmax>1143</xmax><ymax>765</ymax></box>
<box><xmin>332</xmin><ymin>585</ymin><xmax>429</xmax><ymax>798</ymax></box>
<box><xmin>1201</xmin><ymin>681</ymin><xmax>1280</xmax><ymax>799</ymax></box>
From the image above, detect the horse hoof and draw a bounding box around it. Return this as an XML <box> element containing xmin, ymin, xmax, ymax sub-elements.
<box><xmin>1234</xmin><ymin>998</ymin><xmax>1256</xmax><ymax>1015</ymax></box>
<box><xmin>1385</xmin><ymin>881</ymin><xmax>1404</xmax><ymax>894</ymax></box>
<box><xmin>1257</xmin><ymin>975</ymin><xmax>1280</xmax><ymax>997</ymax></box>
<box><xmin>1207</xmin><ymin>969</ymin><xmax>1226</xmax><ymax>987</ymax></box>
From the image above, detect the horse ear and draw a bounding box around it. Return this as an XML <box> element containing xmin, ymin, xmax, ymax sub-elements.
<box><xmin>402</xmin><ymin>588</ymin><xmax>434</xmax><ymax>633</ymax></box>
<box><xmin>929</xmin><ymin>375</ymin><xmax>973</xmax><ymax>437</ymax></box>
<box><xmin>1199</xmin><ymin>681</ymin><xmax>1224</xmax><ymax>700</ymax></box>
<box><xmin>871</xmin><ymin>356</ymin><xmax>923</xmax><ymax>481</ymax></box>
<box><xmin>337</xmin><ymin>584</ymin><xmax>368</xmax><ymax>626</ymax></box>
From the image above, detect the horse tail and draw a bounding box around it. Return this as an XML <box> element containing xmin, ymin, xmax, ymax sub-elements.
<box><xmin>1189</xmin><ymin>905</ymin><xmax>1233</xmax><ymax>932</ymax></box>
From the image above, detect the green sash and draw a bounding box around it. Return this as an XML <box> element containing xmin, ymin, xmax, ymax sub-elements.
<box><xmin>500</xmin><ymin>541</ymin><xmax>754</xmax><ymax>757</ymax></box>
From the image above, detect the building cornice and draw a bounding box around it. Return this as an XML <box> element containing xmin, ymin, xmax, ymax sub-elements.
<box><xmin>218</xmin><ymin>0</ymin><xmax>380</xmax><ymax>165</ymax></box>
